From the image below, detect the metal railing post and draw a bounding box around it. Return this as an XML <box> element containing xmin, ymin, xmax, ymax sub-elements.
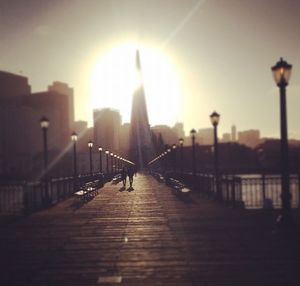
<box><xmin>262</xmin><ymin>173</ymin><xmax>266</xmax><ymax>205</ymax></box>
<box><xmin>231</xmin><ymin>177</ymin><xmax>236</xmax><ymax>208</ymax></box>
<box><xmin>298</xmin><ymin>173</ymin><xmax>300</xmax><ymax>209</ymax></box>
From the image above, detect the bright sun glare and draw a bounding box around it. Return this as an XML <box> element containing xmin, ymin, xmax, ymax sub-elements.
<box><xmin>89</xmin><ymin>43</ymin><xmax>181</xmax><ymax>126</ymax></box>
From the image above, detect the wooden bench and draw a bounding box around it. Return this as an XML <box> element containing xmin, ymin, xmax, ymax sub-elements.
<box><xmin>151</xmin><ymin>172</ymin><xmax>164</xmax><ymax>183</ymax></box>
<box><xmin>73</xmin><ymin>181</ymin><xmax>99</xmax><ymax>204</ymax></box>
<box><xmin>167</xmin><ymin>178</ymin><xmax>192</xmax><ymax>200</ymax></box>
<box><xmin>112</xmin><ymin>174</ymin><xmax>122</xmax><ymax>184</ymax></box>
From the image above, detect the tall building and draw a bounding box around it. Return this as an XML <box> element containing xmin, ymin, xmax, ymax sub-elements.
<box><xmin>93</xmin><ymin>108</ymin><xmax>121</xmax><ymax>152</ymax></box>
<box><xmin>129</xmin><ymin>50</ymin><xmax>154</xmax><ymax>169</ymax></box>
<box><xmin>151</xmin><ymin>125</ymin><xmax>178</xmax><ymax>146</ymax></box>
<box><xmin>238</xmin><ymin>129</ymin><xmax>260</xmax><ymax>148</ymax></box>
<box><xmin>119</xmin><ymin>123</ymin><xmax>130</xmax><ymax>153</ymax></box>
<box><xmin>48</xmin><ymin>81</ymin><xmax>74</xmax><ymax>130</ymax></box>
<box><xmin>28</xmin><ymin>91</ymin><xmax>71</xmax><ymax>150</ymax></box>
<box><xmin>198</xmin><ymin>128</ymin><xmax>214</xmax><ymax>145</ymax></box>
<box><xmin>74</xmin><ymin>120</ymin><xmax>88</xmax><ymax>136</ymax></box>
<box><xmin>0</xmin><ymin>71</ymin><xmax>31</xmax><ymax>97</ymax></box>
<box><xmin>0</xmin><ymin>72</ymin><xmax>73</xmax><ymax>180</ymax></box>
<box><xmin>222</xmin><ymin>133</ymin><xmax>231</xmax><ymax>143</ymax></box>
<box><xmin>173</xmin><ymin>122</ymin><xmax>185</xmax><ymax>139</ymax></box>
<box><xmin>231</xmin><ymin>125</ymin><xmax>237</xmax><ymax>141</ymax></box>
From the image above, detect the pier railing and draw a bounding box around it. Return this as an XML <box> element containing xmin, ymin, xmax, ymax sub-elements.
<box><xmin>167</xmin><ymin>172</ymin><xmax>300</xmax><ymax>209</ymax></box>
<box><xmin>237</xmin><ymin>174</ymin><xmax>299</xmax><ymax>209</ymax></box>
<box><xmin>0</xmin><ymin>173</ymin><xmax>106</xmax><ymax>216</ymax></box>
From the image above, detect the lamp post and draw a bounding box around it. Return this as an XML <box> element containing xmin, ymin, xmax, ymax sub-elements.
<box><xmin>40</xmin><ymin>116</ymin><xmax>50</xmax><ymax>205</ymax></box>
<box><xmin>119</xmin><ymin>157</ymin><xmax>123</xmax><ymax>169</ymax></box>
<box><xmin>163</xmin><ymin>151</ymin><xmax>167</xmax><ymax>173</ymax></box>
<box><xmin>179</xmin><ymin>138</ymin><xmax>184</xmax><ymax>175</ymax></box>
<box><xmin>167</xmin><ymin>148</ymin><xmax>171</xmax><ymax>172</ymax></box>
<box><xmin>172</xmin><ymin>144</ymin><xmax>177</xmax><ymax>172</ymax></box>
<box><xmin>110</xmin><ymin>153</ymin><xmax>114</xmax><ymax>174</ymax></box>
<box><xmin>105</xmin><ymin>150</ymin><xmax>109</xmax><ymax>174</ymax></box>
<box><xmin>271</xmin><ymin>57</ymin><xmax>293</xmax><ymax>226</ymax></box>
<box><xmin>71</xmin><ymin>132</ymin><xmax>78</xmax><ymax>190</ymax></box>
<box><xmin>88</xmin><ymin>141</ymin><xmax>93</xmax><ymax>176</ymax></box>
<box><xmin>114</xmin><ymin>154</ymin><xmax>117</xmax><ymax>172</ymax></box>
<box><xmin>190</xmin><ymin>129</ymin><xmax>197</xmax><ymax>177</ymax></box>
<box><xmin>117</xmin><ymin>156</ymin><xmax>120</xmax><ymax>171</ymax></box>
<box><xmin>98</xmin><ymin>147</ymin><xmax>103</xmax><ymax>173</ymax></box>
<box><xmin>210</xmin><ymin>111</ymin><xmax>221</xmax><ymax>201</ymax></box>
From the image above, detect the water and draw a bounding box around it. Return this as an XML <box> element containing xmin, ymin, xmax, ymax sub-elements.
<box><xmin>238</xmin><ymin>174</ymin><xmax>299</xmax><ymax>209</ymax></box>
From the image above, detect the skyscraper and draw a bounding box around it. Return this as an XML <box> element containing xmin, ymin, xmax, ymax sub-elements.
<box><xmin>0</xmin><ymin>72</ymin><xmax>72</xmax><ymax>179</ymax></box>
<box><xmin>232</xmin><ymin>125</ymin><xmax>237</xmax><ymax>142</ymax></box>
<box><xmin>238</xmin><ymin>129</ymin><xmax>261</xmax><ymax>148</ymax></box>
<box><xmin>129</xmin><ymin>50</ymin><xmax>154</xmax><ymax>170</ymax></box>
<box><xmin>198</xmin><ymin>128</ymin><xmax>214</xmax><ymax>145</ymax></box>
<box><xmin>0</xmin><ymin>71</ymin><xmax>31</xmax><ymax>97</ymax></box>
<box><xmin>93</xmin><ymin>108</ymin><xmax>121</xmax><ymax>152</ymax></box>
<box><xmin>48</xmin><ymin>81</ymin><xmax>74</xmax><ymax>130</ymax></box>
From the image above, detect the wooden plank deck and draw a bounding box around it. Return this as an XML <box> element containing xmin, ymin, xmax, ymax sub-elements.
<box><xmin>0</xmin><ymin>174</ymin><xmax>300</xmax><ymax>285</ymax></box>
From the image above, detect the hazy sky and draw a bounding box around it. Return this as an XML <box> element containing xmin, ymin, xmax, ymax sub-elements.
<box><xmin>1</xmin><ymin>0</ymin><xmax>300</xmax><ymax>139</ymax></box>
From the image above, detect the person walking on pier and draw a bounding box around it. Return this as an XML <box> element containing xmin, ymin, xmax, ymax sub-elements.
<box><xmin>127</xmin><ymin>167</ymin><xmax>134</xmax><ymax>189</ymax></box>
<box><xmin>121</xmin><ymin>167</ymin><xmax>127</xmax><ymax>187</ymax></box>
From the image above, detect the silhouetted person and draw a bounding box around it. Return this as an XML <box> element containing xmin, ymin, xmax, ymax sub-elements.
<box><xmin>134</xmin><ymin>166</ymin><xmax>137</xmax><ymax>177</ymax></box>
<box><xmin>127</xmin><ymin>167</ymin><xmax>134</xmax><ymax>188</ymax></box>
<box><xmin>121</xmin><ymin>167</ymin><xmax>127</xmax><ymax>187</ymax></box>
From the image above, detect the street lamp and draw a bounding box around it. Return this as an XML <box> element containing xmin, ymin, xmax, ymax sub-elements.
<box><xmin>110</xmin><ymin>152</ymin><xmax>114</xmax><ymax>174</ymax></box>
<box><xmin>40</xmin><ymin>116</ymin><xmax>50</xmax><ymax>205</ymax></box>
<box><xmin>71</xmin><ymin>132</ymin><xmax>78</xmax><ymax>190</ymax></box>
<box><xmin>119</xmin><ymin>156</ymin><xmax>123</xmax><ymax>169</ymax></box>
<box><xmin>179</xmin><ymin>138</ymin><xmax>184</xmax><ymax>175</ymax></box>
<box><xmin>88</xmin><ymin>141</ymin><xmax>93</xmax><ymax>176</ymax></box>
<box><xmin>114</xmin><ymin>154</ymin><xmax>117</xmax><ymax>172</ymax></box>
<box><xmin>118</xmin><ymin>156</ymin><xmax>120</xmax><ymax>171</ymax></box>
<box><xmin>167</xmin><ymin>148</ymin><xmax>171</xmax><ymax>172</ymax></box>
<box><xmin>271</xmin><ymin>57</ymin><xmax>293</xmax><ymax>226</ymax></box>
<box><xmin>163</xmin><ymin>151</ymin><xmax>167</xmax><ymax>173</ymax></box>
<box><xmin>105</xmin><ymin>150</ymin><xmax>109</xmax><ymax>174</ymax></box>
<box><xmin>98</xmin><ymin>147</ymin><xmax>103</xmax><ymax>173</ymax></box>
<box><xmin>190</xmin><ymin>129</ymin><xmax>197</xmax><ymax>177</ymax></box>
<box><xmin>172</xmin><ymin>144</ymin><xmax>177</xmax><ymax>172</ymax></box>
<box><xmin>210</xmin><ymin>111</ymin><xmax>221</xmax><ymax>201</ymax></box>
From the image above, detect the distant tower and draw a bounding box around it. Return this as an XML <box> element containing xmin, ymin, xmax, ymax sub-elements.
<box><xmin>48</xmin><ymin>81</ymin><xmax>74</xmax><ymax>131</ymax></box>
<box><xmin>231</xmin><ymin>125</ymin><xmax>237</xmax><ymax>141</ymax></box>
<box><xmin>129</xmin><ymin>50</ymin><xmax>154</xmax><ymax>170</ymax></box>
<box><xmin>93</xmin><ymin>108</ymin><xmax>121</xmax><ymax>152</ymax></box>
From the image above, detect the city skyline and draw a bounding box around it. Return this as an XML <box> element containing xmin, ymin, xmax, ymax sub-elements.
<box><xmin>1</xmin><ymin>2</ymin><xmax>300</xmax><ymax>281</ymax></box>
<box><xmin>0</xmin><ymin>68</ymin><xmax>297</xmax><ymax>144</ymax></box>
<box><xmin>1</xmin><ymin>0</ymin><xmax>300</xmax><ymax>139</ymax></box>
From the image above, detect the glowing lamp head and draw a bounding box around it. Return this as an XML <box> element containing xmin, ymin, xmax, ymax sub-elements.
<box><xmin>179</xmin><ymin>138</ymin><xmax>184</xmax><ymax>146</ymax></box>
<box><xmin>110</xmin><ymin>153</ymin><xmax>113</xmax><ymax>157</ymax></box>
<box><xmin>105</xmin><ymin>150</ymin><xmax>109</xmax><ymax>155</ymax></box>
<box><xmin>210</xmin><ymin>111</ymin><xmax>220</xmax><ymax>127</ymax></box>
<box><xmin>190</xmin><ymin>129</ymin><xmax>196</xmax><ymax>137</ymax></box>
<box><xmin>98</xmin><ymin>147</ymin><xmax>103</xmax><ymax>152</ymax></box>
<box><xmin>40</xmin><ymin>116</ymin><xmax>49</xmax><ymax>129</ymax></box>
<box><xmin>172</xmin><ymin>144</ymin><xmax>177</xmax><ymax>150</ymax></box>
<box><xmin>88</xmin><ymin>141</ymin><xmax>93</xmax><ymax>148</ymax></box>
<box><xmin>271</xmin><ymin>57</ymin><xmax>292</xmax><ymax>86</ymax></box>
<box><xmin>71</xmin><ymin>132</ymin><xmax>78</xmax><ymax>142</ymax></box>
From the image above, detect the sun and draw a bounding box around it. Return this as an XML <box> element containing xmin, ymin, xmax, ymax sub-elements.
<box><xmin>89</xmin><ymin>43</ymin><xmax>181</xmax><ymax>126</ymax></box>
